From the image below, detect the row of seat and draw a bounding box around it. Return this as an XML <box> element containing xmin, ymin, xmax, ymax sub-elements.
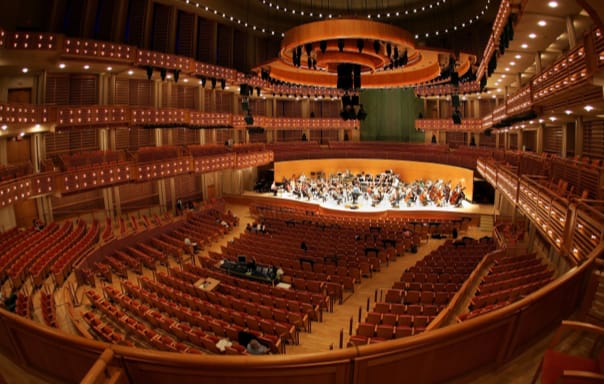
<box><xmin>121</xmin><ymin>279</ymin><xmax>283</xmax><ymax>353</ymax></box>
<box><xmin>183</xmin><ymin>262</ymin><xmax>328</xmax><ymax>320</ymax></box>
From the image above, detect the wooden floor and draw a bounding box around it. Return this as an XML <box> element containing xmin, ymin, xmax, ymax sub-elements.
<box><xmin>0</xmin><ymin>200</ymin><xmax>592</xmax><ymax>383</ymax></box>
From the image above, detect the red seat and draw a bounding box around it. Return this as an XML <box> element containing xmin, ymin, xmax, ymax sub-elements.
<box><xmin>532</xmin><ymin>320</ymin><xmax>604</xmax><ymax>384</ymax></box>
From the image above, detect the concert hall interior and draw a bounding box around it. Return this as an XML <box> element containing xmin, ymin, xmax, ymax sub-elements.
<box><xmin>0</xmin><ymin>0</ymin><xmax>604</xmax><ymax>383</ymax></box>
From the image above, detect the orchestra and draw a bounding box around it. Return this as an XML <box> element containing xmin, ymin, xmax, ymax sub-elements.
<box><xmin>275</xmin><ymin>170</ymin><xmax>466</xmax><ymax>209</ymax></box>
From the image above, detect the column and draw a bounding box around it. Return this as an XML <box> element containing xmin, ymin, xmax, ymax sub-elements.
<box><xmin>566</xmin><ymin>16</ymin><xmax>577</xmax><ymax>49</ymax></box>
<box><xmin>560</xmin><ymin>124</ymin><xmax>567</xmax><ymax>158</ymax></box>
<box><xmin>536</xmin><ymin>123</ymin><xmax>544</xmax><ymax>154</ymax></box>
<box><xmin>517</xmin><ymin>129</ymin><xmax>523</xmax><ymax>151</ymax></box>
<box><xmin>495</xmin><ymin>132</ymin><xmax>500</xmax><ymax>150</ymax></box>
<box><xmin>575</xmin><ymin>116</ymin><xmax>583</xmax><ymax>157</ymax></box>
<box><xmin>535</xmin><ymin>52</ymin><xmax>542</xmax><ymax>74</ymax></box>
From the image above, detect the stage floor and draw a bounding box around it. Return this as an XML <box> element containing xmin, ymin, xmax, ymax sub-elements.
<box><xmin>243</xmin><ymin>190</ymin><xmax>497</xmax><ymax>216</ymax></box>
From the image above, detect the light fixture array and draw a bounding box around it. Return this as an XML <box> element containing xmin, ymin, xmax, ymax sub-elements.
<box><xmin>178</xmin><ymin>0</ymin><xmax>492</xmax><ymax>40</ymax></box>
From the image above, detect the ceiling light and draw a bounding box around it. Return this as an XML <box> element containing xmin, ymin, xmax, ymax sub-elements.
<box><xmin>505</xmin><ymin>67</ymin><xmax>510</xmax><ymax>71</ymax></box>
<box><xmin>183</xmin><ymin>78</ymin><xmax>188</xmax><ymax>83</ymax></box>
<box><xmin>59</xmin><ymin>63</ymin><xmax>66</xmax><ymax>69</ymax></box>
<box><xmin>549</xmin><ymin>116</ymin><xmax>557</xmax><ymax>121</ymax></box>
<box><xmin>548</xmin><ymin>1</ymin><xmax>558</xmax><ymax>8</ymax></box>
<box><xmin>1</xmin><ymin>124</ymin><xmax>7</xmax><ymax>130</ymax></box>
<box><xmin>127</xmin><ymin>70</ymin><xmax>134</xmax><ymax>75</ymax></box>
<box><xmin>107</xmin><ymin>66</ymin><xmax>112</xmax><ymax>71</ymax></box>
<box><xmin>521</xmin><ymin>43</ymin><xmax>528</xmax><ymax>49</ymax></box>
<box><xmin>22</xmin><ymin>67</ymin><xmax>28</xmax><ymax>73</ymax></box>
<box><xmin>19</xmin><ymin>132</ymin><xmax>25</xmax><ymax>137</ymax></box>
<box><xmin>565</xmin><ymin>110</ymin><xmax>572</xmax><ymax>115</ymax></box>
<box><xmin>83</xmin><ymin>64</ymin><xmax>90</xmax><ymax>70</ymax></box>
<box><xmin>501</xmin><ymin>74</ymin><xmax>506</xmax><ymax>78</ymax></box>
<box><xmin>515</xmin><ymin>54</ymin><xmax>521</xmax><ymax>59</ymax></box>
<box><xmin>584</xmin><ymin>105</ymin><xmax>594</xmax><ymax>112</ymax></box>
<box><xmin>510</xmin><ymin>61</ymin><xmax>516</xmax><ymax>66</ymax></box>
<box><xmin>538</xmin><ymin>20</ymin><xmax>547</xmax><ymax>27</ymax></box>
<box><xmin>529</xmin><ymin>33</ymin><xmax>537</xmax><ymax>39</ymax></box>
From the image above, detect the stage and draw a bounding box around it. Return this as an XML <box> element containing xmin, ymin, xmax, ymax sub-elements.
<box><xmin>240</xmin><ymin>190</ymin><xmax>497</xmax><ymax>218</ymax></box>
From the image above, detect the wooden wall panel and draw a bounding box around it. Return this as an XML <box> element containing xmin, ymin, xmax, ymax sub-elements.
<box><xmin>479</xmin><ymin>132</ymin><xmax>496</xmax><ymax>148</ymax></box>
<box><xmin>172</xmin><ymin>128</ymin><xmax>199</xmax><ymax>145</ymax></box>
<box><xmin>115</xmin><ymin>79</ymin><xmax>154</xmax><ymax>106</ymax></box>
<box><xmin>310</xmin><ymin>129</ymin><xmax>338</xmax><ymax>144</ymax></box>
<box><xmin>174</xmin><ymin>173</ymin><xmax>200</xmax><ymax>200</ymax></box>
<box><xmin>6</xmin><ymin>137</ymin><xmax>31</xmax><ymax>163</ymax></box>
<box><xmin>45</xmin><ymin>131</ymin><xmax>71</xmax><ymax>156</ymax></box>
<box><xmin>543</xmin><ymin>126</ymin><xmax>563</xmax><ymax>155</ymax></box>
<box><xmin>45</xmin><ymin>74</ymin><xmax>70</xmax><ymax>105</ymax></box>
<box><xmin>129</xmin><ymin>127</ymin><xmax>155</xmax><ymax>149</ymax></box>
<box><xmin>69</xmin><ymin>75</ymin><xmax>98</xmax><ymax>105</ymax></box>
<box><xmin>176</xmin><ymin>10</ymin><xmax>195</xmax><ymax>58</ymax></box>
<box><xmin>151</xmin><ymin>2</ymin><xmax>171</xmax><ymax>53</ymax></box>
<box><xmin>125</xmin><ymin>0</ymin><xmax>148</xmax><ymax>47</ymax></box>
<box><xmin>276</xmin><ymin>100</ymin><xmax>303</xmax><ymax>117</ymax></box>
<box><xmin>446</xmin><ymin>132</ymin><xmax>466</xmax><ymax>148</ymax></box>
<box><xmin>216</xmin><ymin>24</ymin><xmax>234</xmax><ymax>68</ymax></box>
<box><xmin>508</xmin><ymin>132</ymin><xmax>518</xmax><ymax>150</ymax></box>
<box><xmin>583</xmin><ymin>119</ymin><xmax>604</xmax><ymax>160</ymax></box>
<box><xmin>197</xmin><ymin>18</ymin><xmax>215</xmax><ymax>63</ymax></box>
<box><xmin>275</xmin><ymin>130</ymin><xmax>303</xmax><ymax>142</ymax></box>
<box><xmin>522</xmin><ymin>131</ymin><xmax>536</xmax><ymax>151</ymax></box>
<box><xmin>114</xmin><ymin>127</ymin><xmax>131</xmax><ymax>150</ymax></box>
<box><xmin>216</xmin><ymin>129</ymin><xmax>234</xmax><ymax>145</ymax></box>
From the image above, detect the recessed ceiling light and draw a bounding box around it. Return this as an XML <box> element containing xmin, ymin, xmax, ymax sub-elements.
<box><xmin>59</xmin><ymin>63</ymin><xmax>66</xmax><ymax>69</ymax></box>
<box><xmin>127</xmin><ymin>70</ymin><xmax>134</xmax><ymax>75</ymax></box>
<box><xmin>539</xmin><ymin>119</ymin><xmax>544</xmax><ymax>123</ymax></box>
<box><xmin>19</xmin><ymin>132</ymin><xmax>25</xmax><ymax>137</ymax></box>
<box><xmin>501</xmin><ymin>74</ymin><xmax>506</xmax><ymax>78</ymax></box>
<box><xmin>521</xmin><ymin>43</ymin><xmax>528</xmax><ymax>49</ymax></box>
<box><xmin>1</xmin><ymin>124</ymin><xmax>7</xmax><ymax>130</ymax></box>
<box><xmin>548</xmin><ymin>1</ymin><xmax>558</xmax><ymax>8</ymax></box>
<box><xmin>183</xmin><ymin>78</ymin><xmax>189</xmax><ymax>83</ymax></box>
<box><xmin>166</xmin><ymin>74</ymin><xmax>172</xmax><ymax>79</ymax></box>
<box><xmin>107</xmin><ymin>66</ymin><xmax>112</xmax><ymax>71</ymax></box>
<box><xmin>538</xmin><ymin>20</ymin><xmax>547</xmax><ymax>27</ymax></box>
<box><xmin>505</xmin><ymin>67</ymin><xmax>510</xmax><ymax>71</ymax></box>
<box><xmin>529</xmin><ymin>33</ymin><xmax>537</xmax><ymax>39</ymax></box>
<box><xmin>83</xmin><ymin>64</ymin><xmax>90</xmax><ymax>70</ymax></box>
<box><xmin>584</xmin><ymin>105</ymin><xmax>594</xmax><ymax>112</ymax></box>
<box><xmin>549</xmin><ymin>116</ymin><xmax>557</xmax><ymax>121</ymax></box>
<box><xmin>22</xmin><ymin>67</ymin><xmax>28</xmax><ymax>73</ymax></box>
<box><xmin>510</xmin><ymin>61</ymin><xmax>516</xmax><ymax>66</ymax></box>
<box><xmin>565</xmin><ymin>110</ymin><xmax>572</xmax><ymax>115</ymax></box>
<box><xmin>515</xmin><ymin>54</ymin><xmax>521</xmax><ymax>59</ymax></box>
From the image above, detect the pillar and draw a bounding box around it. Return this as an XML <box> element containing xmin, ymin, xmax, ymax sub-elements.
<box><xmin>575</xmin><ymin>116</ymin><xmax>583</xmax><ymax>157</ymax></box>
<box><xmin>566</xmin><ymin>16</ymin><xmax>577</xmax><ymax>49</ymax></box>
<box><xmin>536</xmin><ymin>123</ymin><xmax>544</xmax><ymax>154</ymax></box>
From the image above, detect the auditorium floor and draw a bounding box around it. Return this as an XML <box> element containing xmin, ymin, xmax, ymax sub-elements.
<box><xmin>0</xmin><ymin>201</ymin><xmax>589</xmax><ymax>383</ymax></box>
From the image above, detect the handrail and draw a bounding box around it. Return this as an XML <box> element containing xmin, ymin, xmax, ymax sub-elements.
<box><xmin>80</xmin><ymin>348</ymin><xmax>116</xmax><ymax>384</ymax></box>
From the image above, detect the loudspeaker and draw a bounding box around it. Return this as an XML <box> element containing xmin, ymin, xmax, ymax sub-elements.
<box><xmin>353</xmin><ymin>65</ymin><xmax>361</xmax><ymax>90</ymax></box>
<box><xmin>240</xmin><ymin>84</ymin><xmax>249</xmax><ymax>95</ymax></box>
<box><xmin>452</xmin><ymin>94</ymin><xmax>460</xmax><ymax>107</ymax></box>
<box><xmin>451</xmin><ymin>72</ymin><xmax>459</xmax><ymax>86</ymax></box>
<box><xmin>452</xmin><ymin>110</ymin><xmax>462</xmax><ymax>125</ymax></box>
<box><xmin>342</xmin><ymin>95</ymin><xmax>351</xmax><ymax>106</ymax></box>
